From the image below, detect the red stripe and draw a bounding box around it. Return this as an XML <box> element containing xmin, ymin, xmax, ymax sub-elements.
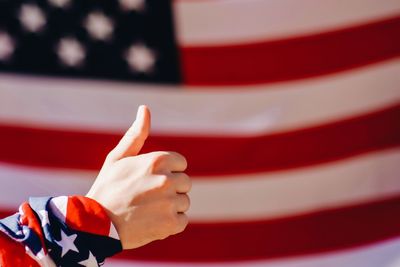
<box><xmin>0</xmin><ymin>211</ymin><xmax>13</xmax><ymax>219</ymax></box>
<box><xmin>115</xmin><ymin>196</ymin><xmax>400</xmax><ymax>262</ymax></box>
<box><xmin>0</xmin><ymin>104</ymin><xmax>399</xmax><ymax>175</ymax></box>
<box><xmin>181</xmin><ymin>16</ymin><xmax>400</xmax><ymax>86</ymax></box>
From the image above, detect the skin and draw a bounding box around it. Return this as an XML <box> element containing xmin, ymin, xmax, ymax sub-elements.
<box><xmin>86</xmin><ymin>105</ymin><xmax>192</xmax><ymax>249</ymax></box>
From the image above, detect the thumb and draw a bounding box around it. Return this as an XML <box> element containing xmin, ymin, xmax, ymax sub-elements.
<box><xmin>108</xmin><ymin>105</ymin><xmax>151</xmax><ymax>162</ymax></box>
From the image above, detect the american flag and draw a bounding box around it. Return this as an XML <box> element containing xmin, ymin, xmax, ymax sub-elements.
<box><xmin>1</xmin><ymin>0</ymin><xmax>400</xmax><ymax>266</ymax></box>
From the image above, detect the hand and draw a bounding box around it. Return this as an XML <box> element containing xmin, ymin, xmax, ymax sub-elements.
<box><xmin>86</xmin><ymin>105</ymin><xmax>192</xmax><ymax>249</ymax></box>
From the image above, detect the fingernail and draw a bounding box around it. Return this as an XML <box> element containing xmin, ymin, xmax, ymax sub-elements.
<box><xmin>136</xmin><ymin>105</ymin><xmax>145</xmax><ymax>120</ymax></box>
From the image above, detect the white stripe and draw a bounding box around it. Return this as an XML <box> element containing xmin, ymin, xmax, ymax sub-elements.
<box><xmin>109</xmin><ymin>223</ymin><xmax>120</xmax><ymax>240</ymax></box>
<box><xmin>106</xmin><ymin>237</ymin><xmax>400</xmax><ymax>267</ymax></box>
<box><xmin>189</xmin><ymin>149</ymin><xmax>400</xmax><ymax>221</ymax></box>
<box><xmin>25</xmin><ymin>248</ymin><xmax>56</xmax><ymax>267</ymax></box>
<box><xmin>173</xmin><ymin>0</ymin><xmax>400</xmax><ymax>46</ymax></box>
<box><xmin>1</xmin><ymin>149</ymin><xmax>399</xmax><ymax>222</ymax></box>
<box><xmin>1</xmin><ymin>59</ymin><xmax>399</xmax><ymax>136</ymax></box>
<box><xmin>0</xmin><ymin>166</ymin><xmax>93</xmax><ymax>209</ymax></box>
<box><xmin>48</xmin><ymin>196</ymin><xmax>69</xmax><ymax>223</ymax></box>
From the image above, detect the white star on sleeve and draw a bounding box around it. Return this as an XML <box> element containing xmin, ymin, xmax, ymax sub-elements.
<box><xmin>119</xmin><ymin>0</ymin><xmax>145</xmax><ymax>12</ymax></box>
<box><xmin>78</xmin><ymin>251</ymin><xmax>98</xmax><ymax>267</ymax></box>
<box><xmin>84</xmin><ymin>11</ymin><xmax>114</xmax><ymax>41</ymax></box>
<box><xmin>56</xmin><ymin>37</ymin><xmax>86</xmax><ymax>67</ymax></box>
<box><xmin>125</xmin><ymin>43</ymin><xmax>156</xmax><ymax>73</ymax></box>
<box><xmin>0</xmin><ymin>32</ymin><xmax>15</xmax><ymax>61</ymax></box>
<box><xmin>19</xmin><ymin>4</ymin><xmax>47</xmax><ymax>33</ymax></box>
<box><xmin>55</xmin><ymin>229</ymin><xmax>79</xmax><ymax>257</ymax></box>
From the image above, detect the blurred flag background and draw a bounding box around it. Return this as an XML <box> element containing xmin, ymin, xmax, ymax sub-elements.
<box><xmin>1</xmin><ymin>0</ymin><xmax>400</xmax><ymax>266</ymax></box>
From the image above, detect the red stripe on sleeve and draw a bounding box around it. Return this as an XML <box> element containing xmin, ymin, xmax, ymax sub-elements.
<box><xmin>65</xmin><ymin>196</ymin><xmax>112</xmax><ymax>237</ymax></box>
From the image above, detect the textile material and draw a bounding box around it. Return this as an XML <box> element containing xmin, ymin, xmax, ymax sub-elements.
<box><xmin>0</xmin><ymin>196</ymin><xmax>122</xmax><ymax>266</ymax></box>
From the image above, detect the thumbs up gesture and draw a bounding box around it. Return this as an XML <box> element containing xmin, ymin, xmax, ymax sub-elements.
<box><xmin>87</xmin><ymin>105</ymin><xmax>191</xmax><ymax>249</ymax></box>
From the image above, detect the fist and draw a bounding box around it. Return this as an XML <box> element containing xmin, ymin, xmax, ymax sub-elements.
<box><xmin>86</xmin><ymin>106</ymin><xmax>192</xmax><ymax>249</ymax></box>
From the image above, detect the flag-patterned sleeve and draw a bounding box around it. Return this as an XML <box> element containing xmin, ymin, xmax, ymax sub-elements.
<box><xmin>0</xmin><ymin>196</ymin><xmax>122</xmax><ymax>266</ymax></box>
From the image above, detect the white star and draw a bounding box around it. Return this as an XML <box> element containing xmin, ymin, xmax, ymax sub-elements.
<box><xmin>84</xmin><ymin>11</ymin><xmax>114</xmax><ymax>41</ymax></box>
<box><xmin>55</xmin><ymin>229</ymin><xmax>79</xmax><ymax>257</ymax></box>
<box><xmin>125</xmin><ymin>43</ymin><xmax>156</xmax><ymax>73</ymax></box>
<box><xmin>19</xmin><ymin>4</ymin><xmax>47</xmax><ymax>33</ymax></box>
<box><xmin>0</xmin><ymin>32</ymin><xmax>15</xmax><ymax>61</ymax></box>
<box><xmin>48</xmin><ymin>0</ymin><xmax>71</xmax><ymax>8</ymax></box>
<box><xmin>119</xmin><ymin>0</ymin><xmax>145</xmax><ymax>12</ymax></box>
<box><xmin>56</xmin><ymin>37</ymin><xmax>86</xmax><ymax>67</ymax></box>
<box><xmin>78</xmin><ymin>251</ymin><xmax>97</xmax><ymax>267</ymax></box>
<box><xmin>38</xmin><ymin>210</ymin><xmax>50</xmax><ymax>227</ymax></box>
